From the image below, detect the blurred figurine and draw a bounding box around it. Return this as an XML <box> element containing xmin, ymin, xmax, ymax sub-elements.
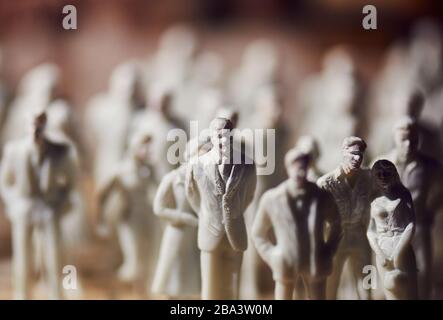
<box><xmin>368</xmin><ymin>160</ymin><xmax>418</xmax><ymax>300</ymax></box>
<box><xmin>86</xmin><ymin>61</ymin><xmax>146</xmax><ymax>188</ymax></box>
<box><xmin>0</xmin><ymin>110</ymin><xmax>78</xmax><ymax>299</ymax></box>
<box><xmin>298</xmin><ymin>46</ymin><xmax>359</xmax><ymax>172</ymax></box>
<box><xmin>229</xmin><ymin>39</ymin><xmax>279</xmax><ymax>120</ymax></box>
<box><xmin>1</xmin><ymin>63</ymin><xmax>68</xmax><ymax>145</ymax></box>
<box><xmin>317</xmin><ymin>136</ymin><xmax>372</xmax><ymax>300</ymax></box>
<box><xmin>185</xmin><ymin>117</ymin><xmax>256</xmax><ymax>299</ymax></box>
<box><xmin>151</xmin><ymin>146</ymin><xmax>201</xmax><ymax>298</ymax></box>
<box><xmin>253</xmin><ymin>148</ymin><xmax>341</xmax><ymax>300</ymax></box>
<box><xmin>376</xmin><ymin>116</ymin><xmax>443</xmax><ymax>299</ymax></box>
<box><xmin>0</xmin><ymin>48</ymin><xmax>9</xmax><ymax>142</ymax></box>
<box><xmin>97</xmin><ymin>127</ymin><xmax>159</xmax><ymax>290</ymax></box>
<box><xmin>295</xmin><ymin>135</ymin><xmax>323</xmax><ymax>182</ymax></box>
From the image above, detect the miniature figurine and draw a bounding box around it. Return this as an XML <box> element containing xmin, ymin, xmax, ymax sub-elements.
<box><xmin>97</xmin><ymin>126</ymin><xmax>159</xmax><ymax>291</ymax></box>
<box><xmin>317</xmin><ymin>136</ymin><xmax>372</xmax><ymax>300</ymax></box>
<box><xmin>185</xmin><ymin>117</ymin><xmax>256</xmax><ymax>299</ymax></box>
<box><xmin>367</xmin><ymin>160</ymin><xmax>418</xmax><ymax>300</ymax></box>
<box><xmin>0</xmin><ymin>110</ymin><xmax>78</xmax><ymax>299</ymax></box>
<box><xmin>375</xmin><ymin>116</ymin><xmax>443</xmax><ymax>299</ymax></box>
<box><xmin>151</xmin><ymin>147</ymin><xmax>200</xmax><ymax>298</ymax></box>
<box><xmin>295</xmin><ymin>135</ymin><xmax>323</xmax><ymax>182</ymax></box>
<box><xmin>253</xmin><ymin>148</ymin><xmax>342</xmax><ymax>300</ymax></box>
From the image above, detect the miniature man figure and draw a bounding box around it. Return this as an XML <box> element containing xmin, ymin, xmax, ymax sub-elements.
<box><xmin>377</xmin><ymin>116</ymin><xmax>443</xmax><ymax>299</ymax></box>
<box><xmin>0</xmin><ymin>110</ymin><xmax>78</xmax><ymax>299</ymax></box>
<box><xmin>317</xmin><ymin>136</ymin><xmax>372</xmax><ymax>300</ymax></box>
<box><xmin>253</xmin><ymin>148</ymin><xmax>342</xmax><ymax>300</ymax></box>
<box><xmin>185</xmin><ymin>117</ymin><xmax>256</xmax><ymax>299</ymax></box>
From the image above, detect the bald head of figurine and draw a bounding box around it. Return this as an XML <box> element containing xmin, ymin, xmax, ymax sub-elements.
<box><xmin>372</xmin><ymin>159</ymin><xmax>401</xmax><ymax>192</ymax></box>
<box><xmin>285</xmin><ymin>148</ymin><xmax>310</xmax><ymax>188</ymax></box>
<box><xmin>393</xmin><ymin>116</ymin><xmax>419</xmax><ymax>162</ymax></box>
<box><xmin>341</xmin><ymin>136</ymin><xmax>366</xmax><ymax>173</ymax></box>
<box><xmin>209</xmin><ymin>117</ymin><xmax>234</xmax><ymax>164</ymax></box>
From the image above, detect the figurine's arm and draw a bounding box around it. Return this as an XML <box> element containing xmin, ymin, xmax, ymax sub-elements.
<box><xmin>96</xmin><ymin>175</ymin><xmax>129</xmax><ymax>233</ymax></box>
<box><xmin>0</xmin><ymin>144</ymin><xmax>17</xmax><ymax>202</ymax></box>
<box><xmin>323</xmin><ymin>194</ymin><xmax>342</xmax><ymax>256</ymax></box>
<box><xmin>184</xmin><ymin>164</ymin><xmax>200</xmax><ymax>214</ymax></box>
<box><xmin>252</xmin><ymin>194</ymin><xmax>274</xmax><ymax>265</ymax></box>
<box><xmin>242</xmin><ymin>165</ymin><xmax>257</xmax><ymax>213</ymax></box>
<box><xmin>154</xmin><ymin>171</ymin><xmax>198</xmax><ymax>227</ymax></box>
<box><xmin>366</xmin><ymin>215</ymin><xmax>388</xmax><ymax>262</ymax></box>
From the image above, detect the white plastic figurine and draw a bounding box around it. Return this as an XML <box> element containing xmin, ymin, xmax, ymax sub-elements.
<box><xmin>317</xmin><ymin>136</ymin><xmax>372</xmax><ymax>300</ymax></box>
<box><xmin>0</xmin><ymin>110</ymin><xmax>78</xmax><ymax>299</ymax></box>
<box><xmin>185</xmin><ymin>117</ymin><xmax>256</xmax><ymax>299</ymax></box>
<box><xmin>376</xmin><ymin>116</ymin><xmax>443</xmax><ymax>299</ymax></box>
<box><xmin>97</xmin><ymin>127</ymin><xmax>159</xmax><ymax>290</ymax></box>
<box><xmin>253</xmin><ymin>148</ymin><xmax>342</xmax><ymax>300</ymax></box>
<box><xmin>151</xmin><ymin>148</ymin><xmax>200</xmax><ymax>298</ymax></box>
<box><xmin>367</xmin><ymin>160</ymin><xmax>418</xmax><ymax>300</ymax></box>
<box><xmin>295</xmin><ymin>135</ymin><xmax>323</xmax><ymax>182</ymax></box>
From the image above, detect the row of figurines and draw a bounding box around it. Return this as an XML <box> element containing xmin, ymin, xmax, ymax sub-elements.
<box><xmin>0</xmin><ymin>107</ymin><xmax>440</xmax><ymax>300</ymax></box>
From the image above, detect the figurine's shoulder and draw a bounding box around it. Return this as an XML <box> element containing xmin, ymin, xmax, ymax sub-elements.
<box><xmin>261</xmin><ymin>181</ymin><xmax>287</xmax><ymax>203</ymax></box>
<box><xmin>317</xmin><ymin>168</ymin><xmax>341</xmax><ymax>190</ymax></box>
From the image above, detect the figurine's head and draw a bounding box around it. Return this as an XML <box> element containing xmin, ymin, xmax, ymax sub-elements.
<box><xmin>372</xmin><ymin>159</ymin><xmax>401</xmax><ymax>192</ymax></box>
<box><xmin>393</xmin><ymin>116</ymin><xmax>419</xmax><ymax>161</ymax></box>
<box><xmin>32</xmin><ymin>110</ymin><xmax>48</xmax><ymax>144</ymax></box>
<box><xmin>341</xmin><ymin>136</ymin><xmax>366</xmax><ymax>172</ymax></box>
<box><xmin>407</xmin><ymin>89</ymin><xmax>425</xmax><ymax>121</ymax></box>
<box><xmin>209</xmin><ymin>117</ymin><xmax>234</xmax><ymax>163</ymax></box>
<box><xmin>295</xmin><ymin>135</ymin><xmax>320</xmax><ymax>163</ymax></box>
<box><xmin>215</xmin><ymin>108</ymin><xmax>238</xmax><ymax>129</ymax></box>
<box><xmin>131</xmin><ymin>132</ymin><xmax>153</xmax><ymax>166</ymax></box>
<box><xmin>285</xmin><ymin>148</ymin><xmax>310</xmax><ymax>188</ymax></box>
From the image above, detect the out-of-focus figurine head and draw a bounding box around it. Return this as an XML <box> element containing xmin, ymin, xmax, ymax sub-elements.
<box><xmin>285</xmin><ymin>148</ymin><xmax>310</xmax><ymax>188</ymax></box>
<box><xmin>323</xmin><ymin>46</ymin><xmax>354</xmax><ymax>76</ymax></box>
<box><xmin>109</xmin><ymin>61</ymin><xmax>145</xmax><ymax>107</ymax></box>
<box><xmin>209</xmin><ymin>117</ymin><xmax>234</xmax><ymax>164</ymax></box>
<box><xmin>129</xmin><ymin>129</ymin><xmax>153</xmax><ymax>167</ymax></box>
<box><xmin>296</xmin><ymin>135</ymin><xmax>320</xmax><ymax>163</ymax></box>
<box><xmin>341</xmin><ymin>136</ymin><xmax>366</xmax><ymax>172</ymax></box>
<box><xmin>372</xmin><ymin>159</ymin><xmax>401</xmax><ymax>192</ymax></box>
<box><xmin>159</xmin><ymin>25</ymin><xmax>197</xmax><ymax>61</ymax></box>
<box><xmin>407</xmin><ymin>89</ymin><xmax>425</xmax><ymax>121</ymax></box>
<box><xmin>216</xmin><ymin>107</ymin><xmax>238</xmax><ymax>129</ymax></box>
<box><xmin>393</xmin><ymin>116</ymin><xmax>419</xmax><ymax>161</ymax></box>
<box><xmin>20</xmin><ymin>63</ymin><xmax>60</xmax><ymax>98</ymax></box>
<box><xmin>254</xmin><ymin>87</ymin><xmax>282</xmax><ymax>128</ymax></box>
<box><xmin>242</xmin><ymin>39</ymin><xmax>278</xmax><ymax>80</ymax></box>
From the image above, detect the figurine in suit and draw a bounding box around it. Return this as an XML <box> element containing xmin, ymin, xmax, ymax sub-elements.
<box><xmin>185</xmin><ymin>117</ymin><xmax>256</xmax><ymax>299</ymax></box>
<box><xmin>253</xmin><ymin>148</ymin><xmax>342</xmax><ymax>299</ymax></box>
<box><xmin>0</xmin><ymin>110</ymin><xmax>78</xmax><ymax>299</ymax></box>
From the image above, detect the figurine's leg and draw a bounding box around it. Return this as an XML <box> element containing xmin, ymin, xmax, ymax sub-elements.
<box><xmin>116</xmin><ymin>222</ymin><xmax>138</xmax><ymax>282</ymax></box>
<box><xmin>349</xmin><ymin>247</ymin><xmax>372</xmax><ymax>300</ymax></box>
<box><xmin>293</xmin><ymin>275</ymin><xmax>306</xmax><ymax>300</ymax></box>
<box><xmin>326</xmin><ymin>246</ymin><xmax>347</xmax><ymax>300</ymax></box>
<box><xmin>200</xmin><ymin>242</ymin><xmax>242</xmax><ymax>300</ymax></box>
<box><xmin>275</xmin><ymin>281</ymin><xmax>294</xmax><ymax>300</ymax></box>
<box><xmin>413</xmin><ymin>225</ymin><xmax>431</xmax><ymax>299</ymax></box>
<box><xmin>43</xmin><ymin>216</ymin><xmax>63</xmax><ymax>300</ymax></box>
<box><xmin>11</xmin><ymin>218</ymin><xmax>32</xmax><ymax>300</ymax></box>
<box><xmin>305</xmin><ymin>276</ymin><xmax>326</xmax><ymax>300</ymax></box>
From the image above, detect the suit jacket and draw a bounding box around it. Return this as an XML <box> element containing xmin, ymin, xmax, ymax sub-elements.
<box><xmin>185</xmin><ymin>148</ymin><xmax>256</xmax><ymax>252</ymax></box>
<box><xmin>252</xmin><ymin>181</ymin><xmax>341</xmax><ymax>282</ymax></box>
<box><xmin>0</xmin><ymin>136</ymin><xmax>77</xmax><ymax>222</ymax></box>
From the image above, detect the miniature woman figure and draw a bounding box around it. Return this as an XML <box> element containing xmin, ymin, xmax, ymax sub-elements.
<box><xmin>367</xmin><ymin>160</ymin><xmax>418</xmax><ymax>300</ymax></box>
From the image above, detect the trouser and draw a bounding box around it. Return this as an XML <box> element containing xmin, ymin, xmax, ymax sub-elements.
<box><xmin>327</xmin><ymin>238</ymin><xmax>372</xmax><ymax>300</ymax></box>
<box><xmin>12</xmin><ymin>215</ymin><xmax>63</xmax><ymax>300</ymax></box>
<box><xmin>200</xmin><ymin>236</ymin><xmax>243</xmax><ymax>300</ymax></box>
<box><xmin>275</xmin><ymin>275</ymin><xmax>326</xmax><ymax>300</ymax></box>
<box><xmin>413</xmin><ymin>224</ymin><xmax>432</xmax><ymax>299</ymax></box>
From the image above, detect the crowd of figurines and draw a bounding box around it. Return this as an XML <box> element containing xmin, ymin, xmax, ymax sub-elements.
<box><xmin>0</xmin><ymin>21</ymin><xmax>442</xmax><ymax>300</ymax></box>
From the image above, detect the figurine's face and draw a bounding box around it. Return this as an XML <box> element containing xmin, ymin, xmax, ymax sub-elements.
<box><xmin>135</xmin><ymin>136</ymin><xmax>153</xmax><ymax>165</ymax></box>
<box><xmin>287</xmin><ymin>159</ymin><xmax>308</xmax><ymax>186</ymax></box>
<box><xmin>372</xmin><ymin>163</ymin><xmax>396</xmax><ymax>191</ymax></box>
<box><xmin>394</xmin><ymin>129</ymin><xmax>418</xmax><ymax>160</ymax></box>
<box><xmin>342</xmin><ymin>147</ymin><xmax>363</xmax><ymax>171</ymax></box>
